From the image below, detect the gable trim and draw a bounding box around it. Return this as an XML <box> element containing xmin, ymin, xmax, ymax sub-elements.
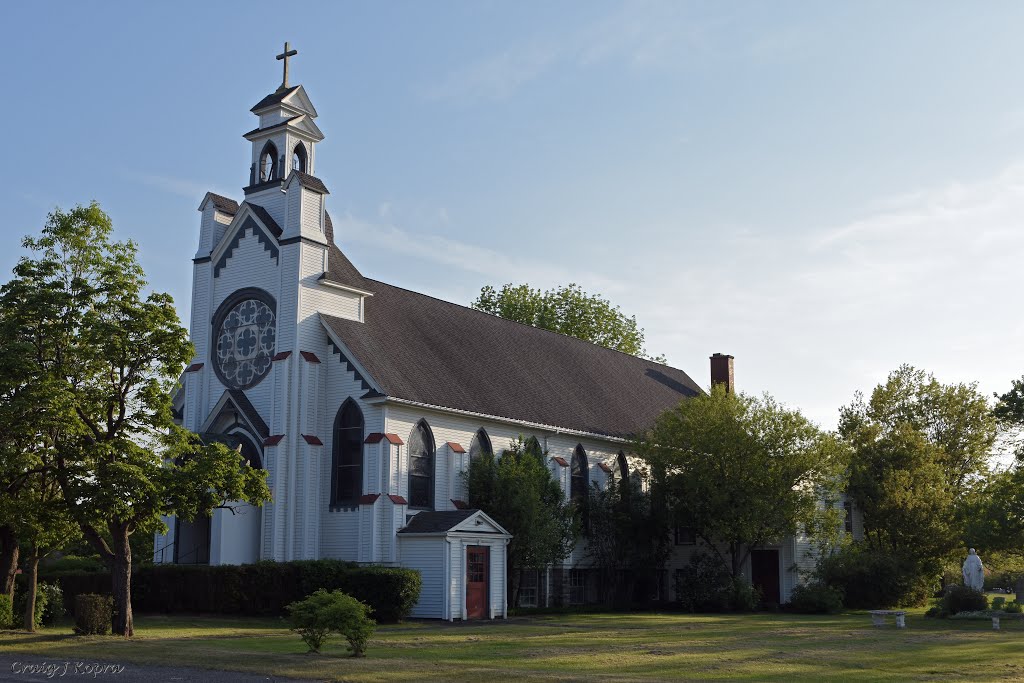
<box><xmin>212</xmin><ymin>214</ymin><xmax>279</xmax><ymax>278</ymax></box>
<box><xmin>320</xmin><ymin>317</ymin><xmax>384</xmax><ymax>395</ymax></box>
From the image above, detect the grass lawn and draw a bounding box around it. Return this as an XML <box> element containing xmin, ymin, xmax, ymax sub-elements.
<box><xmin>2</xmin><ymin>607</ymin><xmax>1023</xmax><ymax>682</ymax></box>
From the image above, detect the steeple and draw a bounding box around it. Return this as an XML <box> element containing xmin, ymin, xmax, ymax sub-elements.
<box><xmin>243</xmin><ymin>43</ymin><xmax>324</xmax><ymax>194</ymax></box>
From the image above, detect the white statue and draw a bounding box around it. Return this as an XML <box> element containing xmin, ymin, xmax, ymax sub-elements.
<box><xmin>962</xmin><ymin>548</ymin><xmax>985</xmax><ymax>591</ymax></box>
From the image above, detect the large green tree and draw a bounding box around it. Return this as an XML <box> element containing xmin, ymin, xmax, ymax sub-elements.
<box><xmin>471</xmin><ymin>283</ymin><xmax>663</xmax><ymax>361</ymax></box>
<box><xmin>466</xmin><ymin>437</ymin><xmax>578</xmax><ymax>606</ymax></box>
<box><xmin>639</xmin><ymin>385</ymin><xmax>846</xmax><ymax>578</ymax></box>
<box><xmin>839</xmin><ymin>365</ymin><xmax>996</xmax><ymax>575</ymax></box>
<box><xmin>0</xmin><ymin>203</ymin><xmax>270</xmax><ymax>636</ymax></box>
<box><xmin>964</xmin><ymin>376</ymin><xmax>1024</xmax><ymax>554</ymax></box>
<box><xmin>586</xmin><ymin>468</ymin><xmax>671</xmax><ymax>605</ymax></box>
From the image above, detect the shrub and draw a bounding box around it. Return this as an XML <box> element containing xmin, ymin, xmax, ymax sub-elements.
<box><xmin>674</xmin><ymin>553</ymin><xmax>731</xmax><ymax>612</ymax></box>
<box><xmin>39</xmin><ymin>583</ymin><xmax>64</xmax><ymax>625</ymax></box>
<box><xmin>787</xmin><ymin>581</ymin><xmax>844</xmax><ymax>614</ymax></box>
<box><xmin>1005</xmin><ymin>601</ymin><xmax>1022</xmax><ymax>614</ymax></box>
<box><xmin>13</xmin><ymin>584</ymin><xmax>48</xmax><ymax>629</ymax></box>
<box><xmin>941</xmin><ymin>585</ymin><xmax>987</xmax><ymax>616</ymax></box>
<box><xmin>286</xmin><ymin>589</ymin><xmax>376</xmax><ymax>656</ymax></box>
<box><xmin>45</xmin><ymin>555</ymin><xmax>106</xmax><ymax>573</ymax></box>
<box><xmin>674</xmin><ymin>554</ymin><xmax>758</xmax><ymax>612</ymax></box>
<box><xmin>42</xmin><ymin>561</ymin><xmax>421</xmax><ymax>623</ymax></box>
<box><xmin>74</xmin><ymin>594</ymin><xmax>112</xmax><ymax>635</ymax></box>
<box><xmin>992</xmin><ymin>596</ymin><xmax>1006</xmax><ymax>610</ymax></box>
<box><xmin>0</xmin><ymin>594</ymin><xmax>12</xmax><ymax>629</ymax></box>
<box><xmin>817</xmin><ymin>544</ymin><xmax>934</xmax><ymax>608</ymax></box>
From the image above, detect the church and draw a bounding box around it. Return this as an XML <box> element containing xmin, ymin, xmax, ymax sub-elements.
<box><xmin>154</xmin><ymin>47</ymin><xmax>850</xmax><ymax>618</ymax></box>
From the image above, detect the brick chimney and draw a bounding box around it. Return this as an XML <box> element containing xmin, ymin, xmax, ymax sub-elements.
<box><xmin>710</xmin><ymin>353</ymin><xmax>734</xmax><ymax>394</ymax></box>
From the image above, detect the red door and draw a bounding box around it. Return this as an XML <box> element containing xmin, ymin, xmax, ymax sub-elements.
<box><xmin>466</xmin><ymin>546</ymin><xmax>489</xmax><ymax>619</ymax></box>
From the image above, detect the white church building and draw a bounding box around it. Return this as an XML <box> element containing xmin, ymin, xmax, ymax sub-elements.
<box><xmin>155</xmin><ymin>50</ymin><xmax>852</xmax><ymax>618</ymax></box>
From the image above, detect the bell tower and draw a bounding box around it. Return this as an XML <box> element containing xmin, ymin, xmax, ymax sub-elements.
<box><xmin>243</xmin><ymin>42</ymin><xmax>324</xmax><ymax>195</ymax></box>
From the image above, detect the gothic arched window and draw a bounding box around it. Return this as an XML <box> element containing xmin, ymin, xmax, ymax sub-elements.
<box><xmin>571</xmin><ymin>445</ymin><xmax>589</xmax><ymax>503</ymax></box>
<box><xmin>292</xmin><ymin>142</ymin><xmax>307</xmax><ymax>173</ymax></box>
<box><xmin>617</xmin><ymin>451</ymin><xmax>629</xmax><ymax>482</ymax></box>
<box><xmin>408</xmin><ymin>420</ymin><xmax>435</xmax><ymax>509</ymax></box>
<box><xmin>225</xmin><ymin>432</ymin><xmax>262</xmax><ymax>471</ymax></box>
<box><xmin>259</xmin><ymin>141</ymin><xmax>278</xmax><ymax>181</ymax></box>
<box><xmin>469</xmin><ymin>428</ymin><xmax>491</xmax><ymax>464</ymax></box>
<box><xmin>331</xmin><ymin>399</ymin><xmax>364</xmax><ymax>506</ymax></box>
<box><xmin>524</xmin><ymin>436</ymin><xmax>543</xmax><ymax>462</ymax></box>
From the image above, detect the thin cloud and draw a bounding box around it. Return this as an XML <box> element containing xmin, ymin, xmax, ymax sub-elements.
<box><xmin>135</xmin><ymin>173</ymin><xmax>230</xmax><ymax>200</ymax></box>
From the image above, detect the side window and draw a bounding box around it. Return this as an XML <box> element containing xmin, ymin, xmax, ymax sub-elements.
<box><xmin>331</xmin><ymin>399</ymin><xmax>364</xmax><ymax>506</ymax></box>
<box><xmin>407</xmin><ymin>420</ymin><xmax>436</xmax><ymax>509</ymax></box>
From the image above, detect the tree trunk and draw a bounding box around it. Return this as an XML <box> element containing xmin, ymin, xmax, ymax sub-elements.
<box><xmin>0</xmin><ymin>525</ymin><xmax>19</xmax><ymax>602</ymax></box>
<box><xmin>110</xmin><ymin>525</ymin><xmax>133</xmax><ymax>637</ymax></box>
<box><xmin>22</xmin><ymin>550</ymin><xmax>38</xmax><ymax>632</ymax></box>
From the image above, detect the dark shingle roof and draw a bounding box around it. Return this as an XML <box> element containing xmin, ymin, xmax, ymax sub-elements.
<box><xmin>398</xmin><ymin>510</ymin><xmax>479</xmax><ymax>534</ymax></box>
<box><xmin>243</xmin><ymin>202</ymin><xmax>282</xmax><ymax>238</ymax></box>
<box><xmin>290</xmin><ymin>170</ymin><xmax>329</xmax><ymax>194</ymax></box>
<box><xmin>250</xmin><ymin>86</ymin><xmax>300</xmax><ymax>112</ymax></box>
<box><xmin>324</xmin><ymin>241</ymin><xmax>371</xmax><ymax>292</ymax></box>
<box><xmin>208</xmin><ymin>193</ymin><xmax>239</xmax><ymax>215</ymax></box>
<box><xmin>243</xmin><ymin>116</ymin><xmax>301</xmax><ymax>138</ymax></box>
<box><xmin>228</xmin><ymin>389</ymin><xmax>269</xmax><ymax>438</ymax></box>
<box><xmin>322</xmin><ymin>282</ymin><xmax>702</xmax><ymax>439</ymax></box>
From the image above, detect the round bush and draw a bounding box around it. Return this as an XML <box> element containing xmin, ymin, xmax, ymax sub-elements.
<box><xmin>286</xmin><ymin>589</ymin><xmax>376</xmax><ymax>656</ymax></box>
<box><xmin>817</xmin><ymin>544</ymin><xmax>934</xmax><ymax>608</ymax></box>
<box><xmin>74</xmin><ymin>594</ymin><xmax>112</xmax><ymax>635</ymax></box>
<box><xmin>787</xmin><ymin>582</ymin><xmax>844</xmax><ymax>614</ymax></box>
<box><xmin>941</xmin><ymin>585</ymin><xmax>987</xmax><ymax>616</ymax></box>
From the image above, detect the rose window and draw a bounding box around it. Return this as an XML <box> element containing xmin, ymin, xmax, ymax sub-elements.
<box><xmin>214</xmin><ymin>297</ymin><xmax>276</xmax><ymax>389</ymax></box>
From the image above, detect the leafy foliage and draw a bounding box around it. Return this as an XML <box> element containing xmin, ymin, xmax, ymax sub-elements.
<box><xmin>39</xmin><ymin>560</ymin><xmax>420</xmax><ymax>623</ymax></box>
<box><xmin>287</xmin><ymin>589</ymin><xmax>376</xmax><ymax>656</ymax></box>
<box><xmin>672</xmin><ymin>552</ymin><xmax>759</xmax><ymax>612</ymax></box>
<box><xmin>640</xmin><ymin>385</ymin><xmax>847</xmax><ymax>577</ymax></box>
<box><xmin>0</xmin><ymin>594</ymin><xmax>12</xmax><ymax>628</ymax></box>
<box><xmin>839</xmin><ymin>365</ymin><xmax>996</xmax><ymax>588</ymax></box>
<box><xmin>941</xmin><ymin>585</ymin><xmax>988</xmax><ymax>616</ymax></box>
<box><xmin>471</xmin><ymin>282</ymin><xmax>663</xmax><ymax>361</ymax></box>
<box><xmin>786</xmin><ymin>582</ymin><xmax>844</xmax><ymax>614</ymax></box>
<box><xmin>816</xmin><ymin>543</ymin><xmax>935</xmax><ymax>608</ymax></box>
<box><xmin>466</xmin><ymin>438</ymin><xmax>578</xmax><ymax>606</ymax></box>
<box><xmin>586</xmin><ymin>469</ymin><xmax>670</xmax><ymax>605</ymax></box>
<box><xmin>13</xmin><ymin>581</ymin><xmax>47</xmax><ymax>629</ymax></box>
<box><xmin>0</xmin><ymin>204</ymin><xmax>271</xmax><ymax>636</ymax></box>
<box><xmin>73</xmin><ymin>594</ymin><xmax>112</xmax><ymax>635</ymax></box>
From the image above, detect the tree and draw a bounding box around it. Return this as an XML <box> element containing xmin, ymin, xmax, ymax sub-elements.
<box><xmin>840</xmin><ymin>365</ymin><xmax>995</xmax><ymax>498</ymax></box>
<box><xmin>0</xmin><ymin>203</ymin><xmax>271</xmax><ymax>636</ymax></box>
<box><xmin>471</xmin><ymin>283</ymin><xmax>664</xmax><ymax>361</ymax></box>
<box><xmin>638</xmin><ymin>385</ymin><xmax>846</xmax><ymax>579</ymax></box>
<box><xmin>465</xmin><ymin>437</ymin><xmax>578</xmax><ymax>606</ymax></box>
<box><xmin>992</xmin><ymin>372</ymin><xmax>1024</xmax><ymax>474</ymax></box>
<box><xmin>838</xmin><ymin>365</ymin><xmax>997</xmax><ymax>592</ymax></box>
<box><xmin>586</xmin><ymin>469</ymin><xmax>670</xmax><ymax>605</ymax></box>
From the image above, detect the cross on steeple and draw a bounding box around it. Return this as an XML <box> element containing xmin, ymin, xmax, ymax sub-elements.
<box><xmin>276</xmin><ymin>42</ymin><xmax>298</xmax><ymax>90</ymax></box>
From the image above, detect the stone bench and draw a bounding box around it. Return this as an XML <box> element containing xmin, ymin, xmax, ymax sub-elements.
<box><xmin>869</xmin><ymin>610</ymin><xmax>906</xmax><ymax>628</ymax></box>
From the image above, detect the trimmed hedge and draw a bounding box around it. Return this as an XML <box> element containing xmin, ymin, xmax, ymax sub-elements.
<box><xmin>0</xmin><ymin>594</ymin><xmax>12</xmax><ymax>629</ymax></box>
<box><xmin>74</xmin><ymin>594</ymin><xmax>112</xmax><ymax>635</ymax></box>
<box><xmin>42</xmin><ymin>560</ymin><xmax>421</xmax><ymax>623</ymax></box>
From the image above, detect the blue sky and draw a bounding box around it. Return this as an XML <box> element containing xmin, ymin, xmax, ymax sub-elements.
<box><xmin>3</xmin><ymin>1</ymin><xmax>1024</xmax><ymax>430</ymax></box>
